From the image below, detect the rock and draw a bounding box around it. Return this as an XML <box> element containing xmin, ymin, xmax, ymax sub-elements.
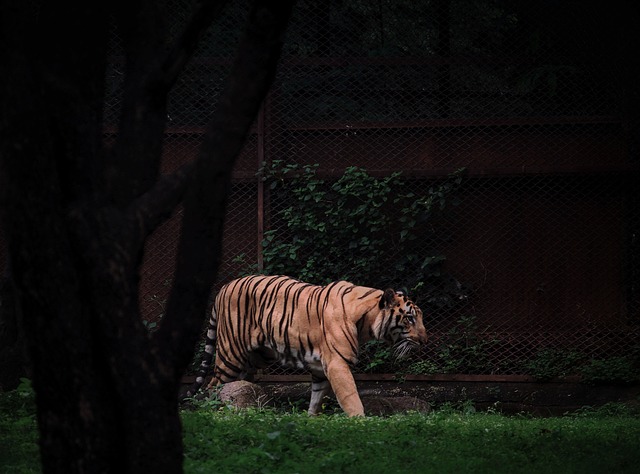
<box><xmin>218</xmin><ymin>381</ymin><xmax>272</xmax><ymax>409</ymax></box>
<box><xmin>214</xmin><ymin>382</ymin><xmax>432</xmax><ymax>415</ymax></box>
<box><xmin>363</xmin><ymin>396</ymin><xmax>431</xmax><ymax>416</ymax></box>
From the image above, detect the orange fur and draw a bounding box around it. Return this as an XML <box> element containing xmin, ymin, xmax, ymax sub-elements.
<box><xmin>187</xmin><ymin>275</ymin><xmax>428</xmax><ymax>416</ymax></box>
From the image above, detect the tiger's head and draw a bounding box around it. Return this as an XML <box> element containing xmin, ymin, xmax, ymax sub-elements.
<box><xmin>375</xmin><ymin>288</ymin><xmax>428</xmax><ymax>359</ymax></box>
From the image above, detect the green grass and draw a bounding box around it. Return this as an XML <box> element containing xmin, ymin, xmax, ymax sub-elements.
<box><xmin>181</xmin><ymin>405</ymin><xmax>640</xmax><ymax>474</ymax></box>
<box><xmin>0</xmin><ymin>380</ymin><xmax>40</xmax><ymax>474</ymax></box>
<box><xmin>2</xmin><ymin>382</ymin><xmax>640</xmax><ymax>474</ymax></box>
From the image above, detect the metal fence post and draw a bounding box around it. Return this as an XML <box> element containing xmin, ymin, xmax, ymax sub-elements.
<box><xmin>256</xmin><ymin>102</ymin><xmax>266</xmax><ymax>272</ymax></box>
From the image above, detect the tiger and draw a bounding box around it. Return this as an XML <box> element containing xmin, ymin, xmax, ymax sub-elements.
<box><xmin>185</xmin><ymin>274</ymin><xmax>427</xmax><ymax>416</ymax></box>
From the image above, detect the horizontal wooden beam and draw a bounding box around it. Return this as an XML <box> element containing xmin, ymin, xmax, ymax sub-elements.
<box><xmin>180</xmin><ymin>373</ymin><xmax>583</xmax><ymax>384</ymax></box>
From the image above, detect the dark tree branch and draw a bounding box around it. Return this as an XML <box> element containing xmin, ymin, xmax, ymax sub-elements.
<box><xmin>161</xmin><ymin>0</ymin><xmax>232</xmax><ymax>90</ymax></box>
<box><xmin>157</xmin><ymin>0</ymin><xmax>296</xmax><ymax>378</ymax></box>
<box><xmin>128</xmin><ymin>161</ymin><xmax>195</xmax><ymax>247</ymax></box>
<box><xmin>36</xmin><ymin>2</ymin><xmax>110</xmax><ymax>204</ymax></box>
<box><xmin>110</xmin><ymin>0</ymin><xmax>172</xmax><ymax>206</ymax></box>
<box><xmin>110</xmin><ymin>0</ymin><xmax>231</xmax><ymax>208</ymax></box>
<box><xmin>123</xmin><ymin>0</ymin><xmax>231</xmax><ymax>243</ymax></box>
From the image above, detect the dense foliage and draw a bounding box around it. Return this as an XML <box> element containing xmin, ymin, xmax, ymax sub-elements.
<box><xmin>255</xmin><ymin>162</ymin><xmax>467</xmax><ymax>311</ymax></box>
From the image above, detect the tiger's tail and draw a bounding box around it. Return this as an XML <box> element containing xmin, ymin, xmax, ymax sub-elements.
<box><xmin>183</xmin><ymin>308</ymin><xmax>218</xmax><ymax>399</ymax></box>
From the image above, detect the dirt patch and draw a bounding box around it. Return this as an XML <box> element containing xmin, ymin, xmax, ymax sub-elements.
<box><xmin>258</xmin><ymin>379</ymin><xmax>640</xmax><ymax>416</ymax></box>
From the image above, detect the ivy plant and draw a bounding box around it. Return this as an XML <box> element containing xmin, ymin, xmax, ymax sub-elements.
<box><xmin>257</xmin><ymin>161</ymin><xmax>467</xmax><ymax>309</ymax></box>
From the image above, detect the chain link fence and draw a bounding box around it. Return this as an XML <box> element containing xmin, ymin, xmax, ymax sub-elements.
<box><xmin>3</xmin><ymin>1</ymin><xmax>637</xmax><ymax>379</ymax></box>
<box><xmin>124</xmin><ymin>1</ymin><xmax>640</xmax><ymax>377</ymax></box>
<box><xmin>248</xmin><ymin>1</ymin><xmax>638</xmax><ymax>378</ymax></box>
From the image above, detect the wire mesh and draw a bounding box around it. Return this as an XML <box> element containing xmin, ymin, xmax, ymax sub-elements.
<box><xmin>56</xmin><ymin>0</ymin><xmax>640</xmax><ymax>376</ymax></box>
<box><xmin>253</xmin><ymin>0</ymin><xmax>639</xmax><ymax>376</ymax></box>
<box><xmin>1</xmin><ymin>1</ymin><xmax>637</xmax><ymax>378</ymax></box>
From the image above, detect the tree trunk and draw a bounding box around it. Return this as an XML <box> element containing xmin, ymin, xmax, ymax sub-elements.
<box><xmin>0</xmin><ymin>272</ymin><xmax>28</xmax><ymax>391</ymax></box>
<box><xmin>0</xmin><ymin>1</ymin><xmax>295</xmax><ymax>472</ymax></box>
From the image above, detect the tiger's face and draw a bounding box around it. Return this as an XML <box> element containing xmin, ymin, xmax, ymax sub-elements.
<box><xmin>378</xmin><ymin>288</ymin><xmax>428</xmax><ymax>359</ymax></box>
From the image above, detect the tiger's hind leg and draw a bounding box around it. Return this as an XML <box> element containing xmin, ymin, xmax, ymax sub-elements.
<box><xmin>308</xmin><ymin>374</ymin><xmax>332</xmax><ymax>415</ymax></box>
<box><xmin>208</xmin><ymin>341</ymin><xmax>275</xmax><ymax>389</ymax></box>
<box><xmin>242</xmin><ymin>347</ymin><xmax>278</xmax><ymax>382</ymax></box>
<box><xmin>208</xmin><ymin>353</ymin><xmax>251</xmax><ymax>388</ymax></box>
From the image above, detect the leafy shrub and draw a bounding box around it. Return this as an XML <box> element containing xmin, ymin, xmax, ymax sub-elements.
<box><xmin>525</xmin><ymin>350</ymin><xmax>640</xmax><ymax>384</ymax></box>
<box><xmin>404</xmin><ymin>359</ymin><xmax>440</xmax><ymax>375</ymax></box>
<box><xmin>525</xmin><ymin>349</ymin><xmax>585</xmax><ymax>381</ymax></box>
<box><xmin>436</xmin><ymin>315</ymin><xmax>497</xmax><ymax>373</ymax></box>
<box><xmin>0</xmin><ymin>378</ymin><xmax>35</xmax><ymax>417</ymax></box>
<box><xmin>361</xmin><ymin>340</ymin><xmax>394</xmax><ymax>373</ymax></box>
<box><xmin>580</xmin><ymin>357</ymin><xmax>640</xmax><ymax>385</ymax></box>
<box><xmin>258</xmin><ymin>161</ymin><xmax>467</xmax><ymax>309</ymax></box>
<box><xmin>0</xmin><ymin>378</ymin><xmax>39</xmax><ymax>473</ymax></box>
<box><xmin>358</xmin><ymin>315</ymin><xmax>497</xmax><ymax>375</ymax></box>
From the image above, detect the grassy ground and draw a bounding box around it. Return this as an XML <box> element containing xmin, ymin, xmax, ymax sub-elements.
<box><xmin>2</xmin><ymin>382</ymin><xmax>640</xmax><ymax>473</ymax></box>
<box><xmin>0</xmin><ymin>380</ymin><xmax>39</xmax><ymax>474</ymax></box>
<box><xmin>182</xmin><ymin>404</ymin><xmax>640</xmax><ymax>474</ymax></box>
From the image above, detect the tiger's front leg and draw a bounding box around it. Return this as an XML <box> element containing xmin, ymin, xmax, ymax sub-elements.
<box><xmin>324</xmin><ymin>360</ymin><xmax>364</xmax><ymax>417</ymax></box>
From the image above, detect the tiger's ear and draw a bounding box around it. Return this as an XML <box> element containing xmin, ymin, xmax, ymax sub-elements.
<box><xmin>379</xmin><ymin>288</ymin><xmax>396</xmax><ymax>309</ymax></box>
